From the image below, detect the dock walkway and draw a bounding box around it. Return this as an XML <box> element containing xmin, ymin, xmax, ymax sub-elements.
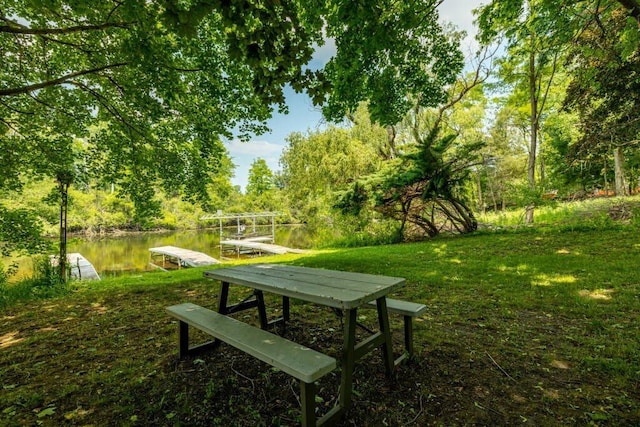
<box><xmin>149</xmin><ymin>246</ymin><xmax>220</xmax><ymax>269</ymax></box>
<box><xmin>220</xmin><ymin>239</ymin><xmax>308</xmax><ymax>256</ymax></box>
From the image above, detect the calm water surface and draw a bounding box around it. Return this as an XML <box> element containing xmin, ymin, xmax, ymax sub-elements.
<box><xmin>8</xmin><ymin>226</ymin><xmax>312</xmax><ymax>281</ymax></box>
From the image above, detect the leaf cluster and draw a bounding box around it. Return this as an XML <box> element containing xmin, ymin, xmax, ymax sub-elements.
<box><xmin>322</xmin><ymin>0</ymin><xmax>464</xmax><ymax>126</ymax></box>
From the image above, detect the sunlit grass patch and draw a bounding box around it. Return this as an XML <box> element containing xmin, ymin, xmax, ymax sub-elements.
<box><xmin>478</xmin><ymin>195</ymin><xmax>640</xmax><ymax>230</ymax></box>
<box><xmin>578</xmin><ymin>288</ymin><xmax>615</xmax><ymax>300</ymax></box>
<box><xmin>0</xmin><ymin>331</ymin><xmax>24</xmax><ymax>348</ymax></box>
<box><xmin>496</xmin><ymin>263</ymin><xmax>531</xmax><ymax>273</ymax></box>
<box><xmin>531</xmin><ymin>274</ymin><xmax>578</xmax><ymax>287</ymax></box>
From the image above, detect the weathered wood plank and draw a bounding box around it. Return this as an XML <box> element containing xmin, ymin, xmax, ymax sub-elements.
<box><xmin>367</xmin><ymin>298</ymin><xmax>427</xmax><ymax>317</ymax></box>
<box><xmin>245</xmin><ymin>264</ymin><xmax>405</xmax><ymax>286</ymax></box>
<box><xmin>207</xmin><ymin>269</ymin><xmax>368</xmax><ymax>308</ymax></box>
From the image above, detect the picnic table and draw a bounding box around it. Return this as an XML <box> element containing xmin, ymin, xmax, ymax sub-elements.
<box><xmin>202</xmin><ymin>264</ymin><xmax>406</xmax><ymax>422</ymax></box>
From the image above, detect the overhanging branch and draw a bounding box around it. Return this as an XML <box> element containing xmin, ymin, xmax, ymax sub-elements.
<box><xmin>0</xmin><ymin>63</ymin><xmax>129</xmax><ymax>96</ymax></box>
<box><xmin>0</xmin><ymin>17</ymin><xmax>132</xmax><ymax>35</ymax></box>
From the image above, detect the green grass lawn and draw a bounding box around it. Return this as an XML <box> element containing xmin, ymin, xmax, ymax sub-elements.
<box><xmin>1</xmin><ymin>226</ymin><xmax>639</xmax><ymax>425</ymax></box>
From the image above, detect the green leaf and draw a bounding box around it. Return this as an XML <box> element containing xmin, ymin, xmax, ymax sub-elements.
<box><xmin>2</xmin><ymin>406</ymin><xmax>16</xmax><ymax>415</ymax></box>
<box><xmin>37</xmin><ymin>407</ymin><xmax>56</xmax><ymax>418</ymax></box>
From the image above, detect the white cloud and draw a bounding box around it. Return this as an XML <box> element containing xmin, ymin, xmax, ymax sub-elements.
<box><xmin>439</xmin><ymin>0</ymin><xmax>485</xmax><ymax>34</ymax></box>
<box><xmin>226</xmin><ymin>139</ymin><xmax>283</xmax><ymax>157</ymax></box>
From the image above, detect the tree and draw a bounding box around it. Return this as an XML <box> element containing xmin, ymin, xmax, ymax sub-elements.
<box><xmin>564</xmin><ymin>8</ymin><xmax>640</xmax><ymax>196</ymax></box>
<box><xmin>1</xmin><ymin>1</ymin><xmax>309</xmax><ymax>206</ymax></box>
<box><xmin>478</xmin><ymin>0</ymin><xmax>640</xmax><ymax>202</ymax></box>
<box><xmin>2</xmin><ymin>1</ymin><xmax>317</xmax><ymax>268</ymax></box>
<box><xmin>0</xmin><ymin>205</ymin><xmax>49</xmax><ymax>285</ymax></box>
<box><xmin>1</xmin><ymin>0</ymin><xmax>472</xmax><ymax>260</ymax></box>
<box><xmin>322</xmin><ymin>0</ymin><xmax>464</xmax><ymax>126</ymax></box>
<box><xmin>279</xmin><ymin>111</ymin><xmax>384</xmax><ymax>224</ymax></box>
<box><xmin>1</xmin><ymin>0</ymin><xmax>465</xmax><ymax>194</ymax></box>
<box><xmin>246</xmin><ymin>159</ymin><xmax>274</xmax><ymax>197</ymax></box>
<box><xmin>336</xmin><ymin>60</ymin><xmax>495</xmax><ymax>240</ymax></box>
<box><xmin>478</xmin><ymin>0</ymin><xmax>571</xmax><ymax>223</ymax></box>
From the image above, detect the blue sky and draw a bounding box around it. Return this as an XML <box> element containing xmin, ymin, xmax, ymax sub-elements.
<box><xmin>227</xmin><ymin>0</ymin><xmax>485</xmax><ymax>191</ymax></box>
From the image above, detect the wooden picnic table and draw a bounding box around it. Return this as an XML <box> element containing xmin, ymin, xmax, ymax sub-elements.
<box><xmin>203</xmin><ymin>264</ymin><xmax>405</xmax><ymax>422</ymax></box>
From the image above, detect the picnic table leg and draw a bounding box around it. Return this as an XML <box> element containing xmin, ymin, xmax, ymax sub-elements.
<box><xmin>300</xmin><ymin>381</ymin><xmax>317</xmax><ymax>427</ymax></box>
<box><xmin>339</xmin><ymin>308</ymin><xmax>358</xmax><ymax>410</ymax></box>
<box><xmin>218</xmin><ymin>281</ymin><xmax>230</xmax><ymax>314</ymax></box>
<box><xmin>282</xmin><ymin>296</ymin><xmax>290</xmax><ymax>322</ymax></box>
<box><xmin>254</xmin><ymin>290</ymin><xmax>269</xmax><ymax>329</ymax></box>
<box><xmin>178</xmin><ymin>320</ymin><xmax>189</xmax><ymax>358</ymax></box>
<box><xmin>376</xmin><ymin>297</ymin><xmax>395</xmax><ymax>375</ymax></box>
<box><xmin>404</xmin><ymin>315</ymin><xmax>414</xmax><ymax>357</ymax></box>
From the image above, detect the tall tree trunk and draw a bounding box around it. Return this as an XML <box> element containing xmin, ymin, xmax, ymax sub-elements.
<box><xmin>613</xmin><ymin>146</ymin><xmax>628</xmax><ymax>196</ymax></box>
<box><xmin>476</xmin><ymin>172</ymin><xmax>485</xmax><ymax>214</ymax></box>
<box><xmin>603</xmin><ymin>156</ymin><xmax>609</xmax><ymax>193</ymax></box>
<box><xmin>58</xmin><ymin>179</ymin><xmax>69</xmax><ymax>281</ymax></box>
<box><xmin>539</xmin><ymin>132</ymin><xmax>546</xmax><ymax>185</ymax></box>
<box><xmin>526</xmin><ymin>49</ymin><xmax>538</xmax><ymax>224</ymax></box>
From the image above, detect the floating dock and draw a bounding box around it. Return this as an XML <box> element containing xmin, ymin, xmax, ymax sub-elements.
<box><xmin>51</xmin><ymin>253</ymin><xmax>101</xmax><ymax>280</ymax></box>
<box><xmin>220</xmin><ymin>239</ymin><xmax>307</xmax><ymax>256</ymax></box>
<box><xmin>149</xmin><ymin>246</ymin><xmax>220</xmax><ymax>270</ymax></box>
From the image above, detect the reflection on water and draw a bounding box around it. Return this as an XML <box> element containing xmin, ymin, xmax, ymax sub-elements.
<box><xmin>6</xmin><ymin>226</ymin><xmax>312</xmax><ymax>281</ymax></box>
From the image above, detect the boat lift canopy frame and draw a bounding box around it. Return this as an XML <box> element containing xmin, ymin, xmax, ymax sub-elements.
<box><xmin>201</xmin><ymin>211</ymin><xmax>278</xmax><ymax>242</ymax></box>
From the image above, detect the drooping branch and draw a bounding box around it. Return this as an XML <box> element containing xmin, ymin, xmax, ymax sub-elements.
<box><xmin>0</xmin><ymin>17</ymin><xmax>132</xmax><ymax>35</ymax></box>
<box><xmin>0</xmin><ymin>117</ymin><xmax>21</xmax><ymax>135</ymax></box>
<box><xmin>69</xmin><ymin>81</ymin><xmax>147</xmax><ymax>139</ymax></box>
<box><xmin>0</xmin><ymin>63</ymin><xmax>128</xmax><ymax>96</ymax></box>
<box><xmin>0</xmin><ymin>98</ymin><xmax>35</xmax><ymax>116</ymax></box>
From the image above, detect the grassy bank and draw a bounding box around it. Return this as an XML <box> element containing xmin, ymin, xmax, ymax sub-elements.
<box><xmin>1</xmin><ymin>225</ymin><xmax>639</xmax><ymax>425</ymax></box>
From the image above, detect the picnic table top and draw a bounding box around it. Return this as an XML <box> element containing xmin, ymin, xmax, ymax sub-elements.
<box><xmin>204</xmin><ymin>264</ymin><xmax>405</xmax><ymax>309</ymax></box>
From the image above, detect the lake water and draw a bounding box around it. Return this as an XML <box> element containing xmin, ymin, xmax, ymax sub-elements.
<box><xmin>6</xmin><ymin>226</ymin><xmax>312</xmax><ymax>281</ymax></box>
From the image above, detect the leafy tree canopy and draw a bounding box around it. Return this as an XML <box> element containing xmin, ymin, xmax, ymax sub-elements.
<box><xmin>1</xmin><ymin>0</ymin><xmax>463</xmax><ymax>204</ymax></box>
<box><xmin>477</xmin><ymin>0</ymin><xmax>640</xmax><ymax>53</ymax></box>
<box><xmin>322</xmin><ymin>0</ymin><xmax>464</xmax><ymax>126</ymax></box>
<box><xmin>564</xmin><ymin>9</ymin><xmax>640</xmax><ymax>156</ymax></box>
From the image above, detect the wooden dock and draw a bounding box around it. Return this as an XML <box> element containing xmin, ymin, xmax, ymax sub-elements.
<box><xmin>52</xmin><ymin>253</ymin><xmax>101</xmax><ymax>281</ymax></box>
<box><xmin>149</xmin><ymin>246</ymin><xmax>220</xmax><ymax>269</ymax></box>
<box><xmin>220</xmin><ymin>240</ymin><xmax>307</xmax><ymax>256</ymax></box>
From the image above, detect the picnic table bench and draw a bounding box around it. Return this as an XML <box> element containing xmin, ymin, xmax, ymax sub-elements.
<box><xmin>366</xmin><ymin>298</ymin><xmax>427</xmax><ymax>365</ymax></box>
<box><xmin>166</xmin><ymin>302</ymin><xmax>336</xmax><ymax>426</ymax></box>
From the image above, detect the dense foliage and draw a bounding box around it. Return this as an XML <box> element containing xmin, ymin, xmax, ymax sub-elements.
<box><xmin>564</xmin><ymin>9</ymin><xmax>640</xmax><ymax>180</ymax></box>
